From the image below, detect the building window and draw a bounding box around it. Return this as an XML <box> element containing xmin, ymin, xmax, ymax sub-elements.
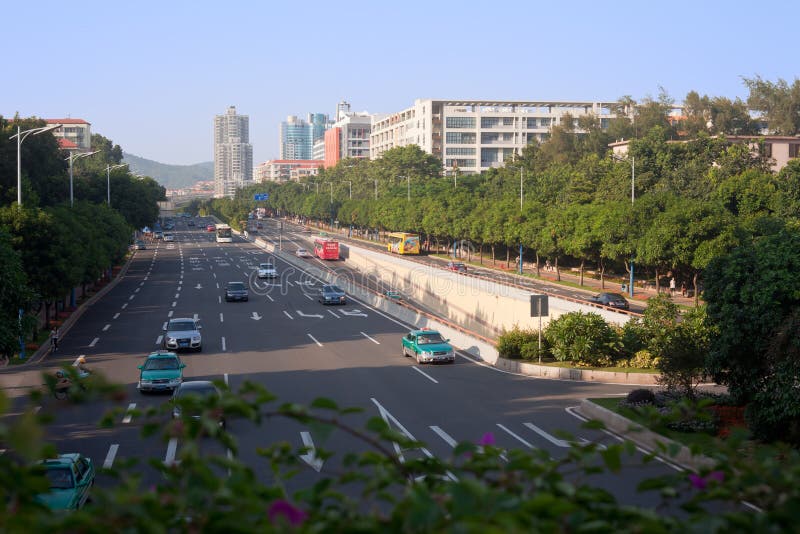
<box><xmin>446</xmin><ymin>132</ymin><xmax>476</xmax><ymax>144</ymax></box>
<box><xmin>446</xmin><ymin>158</ymin><xmax>475</xmax><ymax>168</ymax></box>
<box><xmin>481</xmin><ymin>117</ymin><xmax>500</xmax><ymax>128</ymax></box>
<box><xmin>446</xmin><ymin>117</ymin><xmax>475</xmax><ymax>129</ymax></box>
<box><xmin>481</xmin><ymin>133</ymin><xmax>500</xmax><ymax>143</ymax></box>
<box><xmin>761</xmin><ymin>143</ymin><xmax>773</xmax><ymax>158</ymax></box>
<box><xmin>790</xmin><ymin>144</ymin><xmax>800</xmax><ymax>159</ymax></box>
<box><xmin>540</xmin><ymin>118</ymin><xmax>551</xmax><ymax>127</ymax></box>
<box><xmin>445</xmin><ymin>147</ymin><xmax>476</xmax><ymax>155</ymax></box>
<box><xmin>503</xmin><ymin>117</ymin><xmax>514</xmax><ymax>126</ymax></box>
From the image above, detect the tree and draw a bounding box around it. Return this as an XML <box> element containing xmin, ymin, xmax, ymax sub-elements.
<box><xmin>0</xmin><ymin>229</ymin><xmax>35</xmax><ymax>358</ymax></box>
<box><xmin>656</xmin><ymin>305</ymin><xmax>715</xmax><ymax>401</ymax></box>
<box><xmin>743</xmin><ymin>75</ymin><xmax>800</xmax><ymax>135</ymax></box>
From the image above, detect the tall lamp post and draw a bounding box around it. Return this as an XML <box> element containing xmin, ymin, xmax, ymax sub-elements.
<box><xmin>612</xmin><ymin>153</ymin><xmax>636</xmax><ymax>297</ymax></box>
<box><xmin>10</xmin><ymin>123</ymin><xmax>62</xmax><ymax>206</ymax></box>
<box><xmin>345</xmin><ymin>180</ymin><xmax>352</xmax><ymax>200</ymax></box>
<box><xmin>105</xmin><ymin>164</ymin><xmax>127</xmax><ymax>206</ymax></box>
<box><xmin>66</xmin><ymin>150</ymin><xmax>99</xmax><ymax>207</ymax></box>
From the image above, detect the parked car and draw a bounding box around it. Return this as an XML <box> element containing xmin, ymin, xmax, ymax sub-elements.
<box><xmin>319</xmin><ymin>284</ymin><xmax>347</xmax><ymax>305</ymax></box>
<box><xmin>225</xmin><ymin>281</ymin><xmax>249</xmax><ymax>302</ymax></box>
<box><xmin>401</xmin><ymin>329</ymin><xmax>456</xmax><ymax>364</ymax></box>
<box><xmin>587</xmin><ymin>292</ymin><xmax>630</xmax><ymax>310</ymax></box>
<box><xmin>137</xmin><ymin>351</ymin><xmax>185</xmax><ymax>393</ymax></box>
<box><xmin>446</xmin><ymin>261</ymin><xmax>467</xmax><ymax>273</ymax></box>
<box><xmin>162</xmin><ymin>318</ymin><xmax>202</xmax><ymax>351</ymax></box>
<box><xmin>257</xmin><ymin>262</ymin><xmax>278</xmax><ymax>279</ymax></box>
<box><xmin>295</xmin><ymin>248</ymin><xmax>310</xmax><ymax>258</ymax></box>
<box><xmin>135</xmin><ymin>240</ymin><xmax>146</xmax><ymax>250</ymax></box>
<box><xmin>171</xmin><ymin>381</ymin><xmax>225</xmax><ymax>427</ymax></box>
<box><xmin>35</xmin><ymin>453</ymin><xmax>95</xmax><ymax>511</ymax></box>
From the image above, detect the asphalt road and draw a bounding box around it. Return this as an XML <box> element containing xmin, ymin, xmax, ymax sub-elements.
<box><xmin>2</xmin><ymin>216</ymin><xmax>683</xmax><ymax>509</ymax></box>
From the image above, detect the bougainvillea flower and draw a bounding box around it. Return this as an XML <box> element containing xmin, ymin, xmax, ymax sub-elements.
<box><xmin>268</xmin><ymin>499</ymin><xmax>308</xmax><ymax>526</ymax></box>
<box><xmin>478</xmin><ymin>432</ymin><xmax>496</xmax><ymax>446</ymax></box>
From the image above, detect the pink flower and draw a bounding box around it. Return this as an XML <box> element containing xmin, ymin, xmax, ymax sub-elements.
<box><xmin>707</xmin><ymin>471</ymin><xmax>725</xmax><ymax>484</ymax></box>
<box><xmin>268</xmin><ymin>499</ymin><xmax>308</xmax><ymax>526</ymax></box>
<box><xmin>478</xmin><ymin>432</ymin><xmax>496</xmax><ymax>446</ymax></box>
<box><xmin>688</xmin><ymin>473</ymin><xmax>707</xmax><ymax>490</ymax></box>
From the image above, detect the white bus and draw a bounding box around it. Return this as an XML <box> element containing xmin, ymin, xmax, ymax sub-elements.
<box><xmin>215</xmin><ymin>224</ymin><xmax>233</xmax><ymax>243</ymax></box>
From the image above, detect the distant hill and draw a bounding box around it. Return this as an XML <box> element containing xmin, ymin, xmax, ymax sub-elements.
<box><xmin>122</xmin><ymin>152</ymin><xmax>213</xmax><ymax>189</ymax></box>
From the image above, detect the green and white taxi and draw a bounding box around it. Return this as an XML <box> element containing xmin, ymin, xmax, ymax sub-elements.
<box><xmin>36</xmin><ymin>453</ymin><xmax>95</xmax><ymax>511</ymax></box>
<box><xmin>401</xmin><ymin>329</ymin><xmax>456</xmax><ymax>364</ymax></box>
<box><xmin>137</xmin><ymin>351</ymin><xmax>185</xmax><ymax>393</ymax></box>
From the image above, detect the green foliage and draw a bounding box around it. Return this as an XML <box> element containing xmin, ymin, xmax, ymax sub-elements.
<box><xmin>0</xmin><ymin>229</ymin><xmax>35</xmax><ymax>358</ymax></box>
<box><xmin>496</xmin><ymin>326</ymin><xmax>539</xmax><ymax>360</ymax></box>
<box><xmin>656</xmin><ymin>306</ymin><xmax>715</xmax><ymax>401</ymax></box>
<box><xmin>544</xmin><ymin>311</ymin><xmax>620</xmax><ymax>366</ymax></box>
<box><xmin>626</xmin><ymin>388</ymin><xmax>656</xmax><ymax>405</ymax></box>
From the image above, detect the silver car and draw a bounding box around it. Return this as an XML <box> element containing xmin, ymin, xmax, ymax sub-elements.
<box><xmin>257</xmin><ymin>262</ymin><xmax>277</xmax><ymax>279</ymax></box>
<box><xmin>163</xmin><ymin>318</ymin><xmax>202</xmax><ymax>352</ymax></box>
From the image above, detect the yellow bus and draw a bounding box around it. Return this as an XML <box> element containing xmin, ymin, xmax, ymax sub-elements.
<box><xmin>387</xmin><ymin>232</ymin><xmax>420</xmax><ymax>255</ymax></box>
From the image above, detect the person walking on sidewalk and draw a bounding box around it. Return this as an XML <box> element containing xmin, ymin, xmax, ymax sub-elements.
<box><xmin>669</xmin><ymin>277</ymin><xmax>676</xmax><ymax>297</ymax></box>
<box><xmin>50</xmin><ymin>327</ymin><xmax>60</xmax><ymax>352</ymax></box>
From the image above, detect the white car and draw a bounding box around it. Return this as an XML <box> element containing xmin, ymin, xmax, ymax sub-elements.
<box><xmin>163</xmin><ymin>233</ymin><xmax>174</xmax><ymax>242</ymax></box>
<box><xmin>295</xmin><ymin>248</ymin><xmax>310</xmax><ymax>258</ymax></box>
<box><xmin>162</xmin><ymin>318</ymin><xmax>202</xmax><ymax>352</ymax></box>
<box><xmin>257</xmin><ymin>262</ymin><xmax>277</xmax><ymax>279</ymax></box>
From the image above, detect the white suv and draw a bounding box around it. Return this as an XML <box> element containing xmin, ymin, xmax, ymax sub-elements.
<box><xmin>162</xmin><ymin>318</ymin><xmax>202</xmax><ymax>351</ymax></box>
<box><xmin>257</xmin><ymin>262</ymin><xmax>278</xmax><ymax>279</ymax></box>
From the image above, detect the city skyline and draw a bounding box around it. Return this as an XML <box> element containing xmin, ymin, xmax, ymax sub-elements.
<box><xmin>4</xmin><ymin>0</ymin><xmax>799</xmax><ymax>166</ymax></box>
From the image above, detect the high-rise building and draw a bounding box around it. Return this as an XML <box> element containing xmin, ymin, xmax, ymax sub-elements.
<box><xmin>279</xmin><ymin>113</ymin><xmax>330</xmax><ymax>161</ymax></box>
<box><xmin>323</xmin><ymin>101</ymin><xmax>374</xmax><ymax>168</ymax></box>
<box><xmin>370</xmin><ymin>99</ymin><xmax>621</xmax><ymax>174</ymax></box>
<box><xmin>214</xmin><ymin>106</ymin><xmax>253</xmax><ymax>198</ymax></box>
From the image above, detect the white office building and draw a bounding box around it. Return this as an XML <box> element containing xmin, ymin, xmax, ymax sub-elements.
<box><xmin>370</xmin><ymin>99</ymin><xmax>620</xmax><ymax>174</ymax></box>
<box><xmin>214</xmin><ymin>106</ymin><xmax>253</xmax><ymax>198</ymax></box>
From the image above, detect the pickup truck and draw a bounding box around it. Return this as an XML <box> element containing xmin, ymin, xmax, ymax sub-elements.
<box><xmin>401</xmin><ymin>329</ymin><xmax>456</xmax><ymax>364</ymax></box>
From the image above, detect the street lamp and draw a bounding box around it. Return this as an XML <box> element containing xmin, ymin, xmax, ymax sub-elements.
<box><xmin>66</xmin><ymin>150</ymin><xmax>99</xmax><ymax>207</ymax></box>
<box><xmin>10</xmin><ymin>123</ymin><xmax>62</xmax><ymax>206</ymax></box>
<box><xmin>105</xmin><ymin>164</ymin><xmax>127</xmax><ymax>206</ymax></box>
<box><xmin>344</xmin><ymin>180</ymin><xmax>352</xmax><ymax>200</ymax></box>
<box><xmin>612</xmin><ymin>153</ymin><xmax>636</xmax><ymax>297</ymax></box>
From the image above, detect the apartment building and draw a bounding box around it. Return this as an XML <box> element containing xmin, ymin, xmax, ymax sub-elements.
<box><xmin>323</xmin><ymin>101</ymin><xmax>375</xmax><ymax>168</ymax></box>
<box><xmin>370</xmin><ymin>99</ymin><xmax>619</xmax><ymax>174</ymax></box>
<box><xmin>254</xmin><ymin>159</ymin><xmax>323</xmax><ymax>182</ymax></box>
<box><xmin>214</xmin><ymin>106</ymin><xmax>253</xmax><ymax>198</ymax></box>
<box><xmin>45</xmin><ymin>118</ymin><xmax>91</xmax><ymax>150</ymax></box>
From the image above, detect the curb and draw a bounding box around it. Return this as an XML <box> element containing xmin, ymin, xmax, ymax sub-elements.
<box><xmin>577</xmin><ymin>399</ymin><xmax>715</xmax><ymax>472</ymax></box>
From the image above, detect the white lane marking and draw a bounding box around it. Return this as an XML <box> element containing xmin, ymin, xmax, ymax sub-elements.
<box><xmin>89</xmin><ymin>338</ymin><xmax>99</xmax><ymax>347</ymax></box>
<box><xmin>172</xmin><ymin>301</ymin><xmax>177</xmax><ymax>307</ymax></box>
<box><xmin>134</xmin><ymin>288</ymin><xmax>140</xmax><ymax>293</ymax></box>
<box><xmin>168</xmin><ymin>311</ymin><xmax>173</xmax><ymax>317</ymax></box>
<box><xmin>430</xmin><ymin>426</ymin><xmax>457</xmax><ymax>447</ymax></box>
<box><xmin>327</xmin><ymin>309</ymin><xmax>340</xmax><ymax>318</ymax></box>
<box><xmin>113</xmin><ymin>313</ymin><xmax>120</xmax><ymax>320</ymax></box>
<box><xmin>164</xmin><ymin>438</ymin><xmax>178</xmax><ymax>465</ymax></box>
<box><xmin>219</xmin><ymin>313</ymin><xmax>224</xmax><ymax>323</ymax></box>
<box><xmin>283</xmin><ymin>311</ymin><xmax>293</xmax><ymax>320</ymax></box>
<box><xmin>218</xmin><ymin>296</ymin><xmax>221</xmax><ymax>303</ymax></box>
<box><xmin>305</xmin><ymin>294</ymin><xmax>313</xmax><ymax>300</ymax></box>
<box><xmin>221</xmin><ymin>337</ymin><xmax>226</xmax><ymax>351</ymax></box>
<box><xmin>121</xmin><ymin>303</ymin><xmax>127</xmax><ymax>309</ymax></box>
<box><xmin>156</xmin><ymin>335</ymin><xmax>163</xmax><ymax>345</ymax></box>
<box><xmin>213</xmin><ymin>273</ymin><xmax>217</xmax><ymax>279</ymax></box>
<box><xmin>144</xmin><ymin>277</ymin><xmax>148</xmax><ymax>281</ymax></box>
<box><xmin>307</xmin><ymin>334</ymin><xmax>322</xmax><ymax>347</ymax></box>
<box><xmin>216</xmin><ymin>282</ymin><xmax>219</xmax><ymax>289</ymax></box>
<box><xmin>266</xmin><ymin>295</ymin><xmax>274</xmax><ymax>302</ymax></box>
<box><xmin>174</xmin><ymin>293</ymin><xmax>180</xmax><ymax>298</ymax></box>
<box><xmin>224</xmin><ymin>373</ymin><xmax>229</xmax><ymax>386</ymax></box>
<box><xmin>193</xmin><ymin>313</ymin><xmax>199</xmax><ymax>320</ymax></box>
<box><xmin>412</xmin><ymin>366</ymin><xmax>438</xmax><ymax>383</ymax></box>
<box><xmin>496</xmin><ymin>423</ymin><xmax>535</xmax><ymax>449</ymax></box>
<box><xmin>103</xmin><ymin>444</ymin><xmax>119</xmax><ymax>469</ymax></box>
<box><xmin>162</xmin><ymin>322</ymin><xmax>168</xmax><ymax>331</ymax></box>
<box><xmin>523</xmin><ymin>422</ymin><xmax>575</xmax><ymax>448</ymax></box>
<box><xmin>286</xmin><ymin>281</ymin><xmax>294</xmax><ymax>287</ymax></box>
<box><xmin>360</xmin><ymin>331</ymin><xmax>380</xmax><ymax>344</ymax></box>
<box><xmin>122</xmin><ymin>403</ymin><xmax>136</xmax><ymax>424</ymax></box>
<box><xmin>102</xmin><ymin>324</ymin><xmax>110</xmax><ymax>332</ymax></box>
<box><xmin>128</xmin><ymin>295</ymin><xmax>135</xmax><ymax>300</ymax></box>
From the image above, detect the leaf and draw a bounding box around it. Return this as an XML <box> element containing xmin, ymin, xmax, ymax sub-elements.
<box><xmin>310</xmin><ymin>397</ymin><xmax>339</xmax><ymax>410</ymax></box>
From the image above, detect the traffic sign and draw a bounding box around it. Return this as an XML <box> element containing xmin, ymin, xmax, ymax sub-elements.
<box><xmin>253</xmin><ymin>193</ymin><xmax>269</xmax><ymax>201</ymax></box>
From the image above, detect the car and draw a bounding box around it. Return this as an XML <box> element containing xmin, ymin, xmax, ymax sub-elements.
<box><xmin>206</xmin><ymin>224</ymin><xmax>215</xmax><ymax>232</ymax></box>
<box><xmin>257</xmin><ymin>262</ymin><xmax>278</xmax><ymax>279</ymax></box>
<box><xmin>171</xmin><ymin>380</ymin><xmax>225</xmax><ymax>427</ymax></box>
<box><xmin>137</xmin><ymin>351</ymin><xmax>185</xmax><ymax>393</ymax></box>
<box><xmin>587</xmin><ymin>292</ymin><xmax>630</xmax><ymax>310</ymax></box>
<box><xmin>163</xmin><ymin>232</ymin><xmax>174</xmax><ymax>242</ymax></box>
<box><xmin>225</xmin><ymin>281</ymin><xmax>249</xmax><ymax>302</ymax></box>
<box><xmin>319</xmin><ymin>284</ymin><xmax>347</xmax><ymax>305</ymax></box>
<box><xmin>256</xmin><ymin>222</ymin><xmax>263</xmax><ymax>229</ymax></box>
<box><xmin>187</xmin><ymin>220</ymin><xmax>195</xmax><ymax>226</ymax></box>
<box><xmin>35</xmin><ymin>453</ymin><xmax>95</xmax><ymax>511</ymax></box>
<box><xmin>446</xmin><ymin>261</ymin><xmax>467</xmax><ymax>273</ymax></box>
<box><xmin>295</xmin><ymin>248</ymin><xmax>311</xmax><ymax>258</ymax></box>
<box><xmin>135</xmin><ymin>240</ymin><xmax>146</xmax><ymax>250</ymax></box>
<box><xmin>401</xmin><ymin>329</ymin><xmax>456</xmax><ymax>364</ymax></box>
<box><xmin>163</xmin><ymin>318</ymin><xmax>202</xmax><ymax>351</ymax></box>
<box><xmin>154</xmin><ymin>231</ymin><xmax>163</xmax><ymax>239</ymax></box>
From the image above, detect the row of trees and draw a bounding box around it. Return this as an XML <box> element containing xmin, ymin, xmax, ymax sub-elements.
<box><xmin>0</xmin><ymin>116</ymin><xmax>165</xmax><ymax>357</ymax></box>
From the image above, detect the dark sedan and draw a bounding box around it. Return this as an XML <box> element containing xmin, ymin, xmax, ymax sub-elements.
<box><xmin>319</xmin><ymin>284</ymin><xmax>347</xmax><ymax>305</ymax></box>
<box><xmin>587</xmin><ymin>292</ymin><xmax>630</xmax><ymax>310</ymax></box>
<box><xmin>225</xmin><ymin>281</ymin><xmax>249</xmax><ymax>302</ymax></box>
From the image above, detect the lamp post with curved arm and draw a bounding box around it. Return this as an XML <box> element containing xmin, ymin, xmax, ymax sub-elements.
<box><xmin>612</xmin><ymin>153</ymin><xmax>636</xmax><ymax>298</ymax></box>
<box><xmin>105</xmin><ymin>164</ymin><xmax>128</xmax><ymax>206</ymax></box>
<box><xmin>66</xmin><ymin>150</ymin><xmax>99</xmax><ymax>207</ymax></box>
<box><xmin>10</xmin><ymin>123</ymin><xmax>62</xmax><ymax>206</ymax></box>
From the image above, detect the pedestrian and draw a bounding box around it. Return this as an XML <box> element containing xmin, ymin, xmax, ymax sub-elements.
<box><xmin>669</xmin><ymin>277</ymin><xmax>676</xmax><ymax>297</ymax></box>
<box><xmin>50</xmin><ymin>327</ymin><xmax>60</xmax><ymax>352</ymax></box>
<box><xmin>680</xmin><ymin>282</ymin><xmax>687</xmax><ymax>297</ymax></box>
<box><xmin>545</xmin><ymin>259</ymin><xmax>551</xmax><ymax>272</ymax></box>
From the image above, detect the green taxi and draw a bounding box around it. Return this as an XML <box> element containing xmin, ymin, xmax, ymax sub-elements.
<box><xmin>401</xmin><ymin>329</ymin><xmax>456</xmax><ymax>364</ymax></box>
<box><xmin>138</xmin><ymin>351</ymin><xmax>185</xmax><ymax>393</ymax></box>
<box><xmin>36</xmin><ymin>453</ymin><xmax>95</xmax><ymax>511</ymax></box>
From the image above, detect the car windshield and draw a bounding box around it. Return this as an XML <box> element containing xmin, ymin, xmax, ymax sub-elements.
<box><xmin>297</xmin><ymin>249</ymin><xmax>307</xmax><ymax>253</ymax></box>
<box><xmin>259</xmin><ymin>263</ymin><xmax>273</xmax><ymax>269</ymax></box>
<box><xmin>168</xmin><ymin>321</ymin><xmax>196</xmax><ymax>332</ymax></box>
<box><xmin>417</xmin><ymin>333</ymin><xmax>445</xmax><ymax>344</ymax></box>
<box><xmin>175</xmin><ymin>386</ymin><xmax>218</xmax><ymax>400</ymax></box>
<box><xmin>324</xmin><ymin>285</ymin><xmax>343</xmax><ymax>293</ymax></box>
<box><xmin>45</xmin><ymin>467</ymin><xmax>74</xmax><ymax>489</ymax></box>
<box><xmin>228</xmin><ymin>282</ymin><xmax>245</xmax><ymax>290</ymax></box>
<box><xmin>144</xmin><ymin>357</ymin><xmax>180</xmax><ymax>370</ymax></box>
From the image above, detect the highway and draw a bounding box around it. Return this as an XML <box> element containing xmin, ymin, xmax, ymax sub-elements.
<box><xmin>1</xmin><ymin>217</ymin><xmax>680</xmax><ymax>508</ymax></box>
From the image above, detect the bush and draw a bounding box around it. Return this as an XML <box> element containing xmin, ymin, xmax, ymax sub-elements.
<box><xmin>626</xmin><ymin>388</ymin><xmax>656</xmax><ymax>406</ymax></box>
<box><xmin>544</xmin><ymin>311</ymin><xmax>620</xmax><ymax>366</ymax></box>
<box><xmin>520</xmin><ymin>340</ymin><xmax>548</xmax><ymax>362</ymax></box>
<box><xmin>619</xmin><ymin>318</ymin><xmax>647</xmax><ymax>359</ymax></box>
<box><xmin>619</xmin><ymin>350</ymin><xmax>659</xmax><ymax>369</ymax></box>
<box><xmin>496</xmin><ymin>326</ymin><xmax>539</xmax><ymax>359</ymax></box>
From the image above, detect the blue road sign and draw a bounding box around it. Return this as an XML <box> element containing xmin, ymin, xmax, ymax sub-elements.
<box><xmin>254</xmin><ymin>193</ymin><xmax>270</xmax><ymax>201</ymax></box>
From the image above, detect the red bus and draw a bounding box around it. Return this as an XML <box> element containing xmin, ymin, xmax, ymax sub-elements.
<box><xmin>314</xmin><ymin>237</ymin><xmax>339</xmax><ymax>260</ymax></box>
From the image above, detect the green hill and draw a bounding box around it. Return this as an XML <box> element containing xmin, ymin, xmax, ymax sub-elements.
<box><xmin>122</xmin><ymin>152</ymin><xmax>213</xmax><ymax>189</ymax></box>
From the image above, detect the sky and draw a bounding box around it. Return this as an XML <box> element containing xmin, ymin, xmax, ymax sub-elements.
<box><xmin>5</xmin><ymin>0</ymin><xmax>800</xmax><ymax>166</ymax></box>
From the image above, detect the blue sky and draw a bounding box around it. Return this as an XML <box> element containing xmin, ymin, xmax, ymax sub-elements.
<box><xmin>5</xmin><ymin>0</ymin><xmax>799</xmax><ymax>166</ymax></box>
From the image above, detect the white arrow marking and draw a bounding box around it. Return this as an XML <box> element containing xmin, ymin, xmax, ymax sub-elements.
<box><xmin>89</xmin><ymin>338</ymin><xmax>99</xmax><ymax>347</ymax></box>
<box><xmin>299</xmin><ymin>432</ymin><xmax>324</xmax><ymax>472</ymax></box>
<box><xmin>251</xmin><ymin>312</ymin><xmax>262</xmax><ymax>320</ymax></box>
<box><xmin>296</xmin><ymin>311</ymin><xmax>324</xmax><ymax>319</ymax></box>
<box><xmin>341</xmin><ymin>309</ymin><xmax>367</xmax><ymax>317</ymax></box>
<box><xmin>195</xmin><ymin>283</ymin><xmax>202</xmax><ymax>289</ymax></box>
<box><xmin>103</xmin><ymin>444</ymin><xmax>119</xmax><ymax>469</ymax></box>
